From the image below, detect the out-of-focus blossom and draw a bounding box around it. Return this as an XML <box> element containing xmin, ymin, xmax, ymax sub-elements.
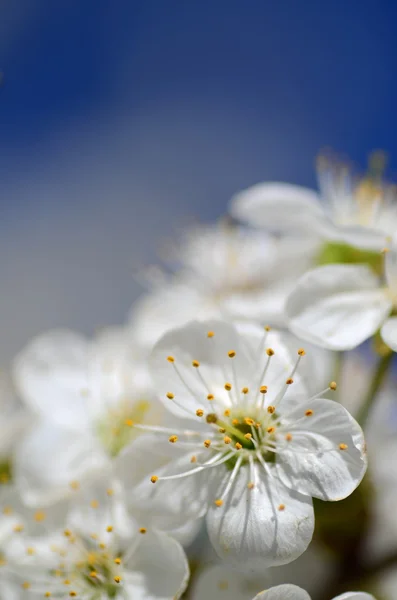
<box><xmin>0</xmin><ymin>479</ymin><xmax>189</xmax><ymax>600</ymax></box>
<box><xmin>124</xmin><ymin>320</ymin><xmax>366</xmax><ymax>569</ymax></box>
<box><xmin>11</xmin><ymin>327</ymin><xmax>163</xmax><ymax>507</ymax></box>
<box><xmin>230</xmin><ymin>151</ymin><xmax>396</xmax><ymax>252</ymax></box>
<box><xmin>128</xmin><ymin>223</ymin><xmax>318</xmax><ymax>349</ymax></box>
<box><xmin>285</xmin><ymin>232</ymin><xmax>397</xmax><ymax>351</ymax></box>
<box><xmin>251</xmin><ymin>586</ymin><xmax>375</xmax><ymax>600</ymax></box>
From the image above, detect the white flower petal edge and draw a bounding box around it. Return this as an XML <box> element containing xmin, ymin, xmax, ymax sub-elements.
<box><xmin>286</xmin><ymin>264</ymin><xmax>392</xmax><ymax>350</ymax></box>
<box><xmin>253</xmin><ymin>586</ymin><xmax>375</xmax><ymax>600</ymax></box>
<box><xmin>253</xmin><ymin>584</ymin><xmax>310</xmax><ymax>600</ymax></box>
<box><xmin>206</xmin><ymin>462</ymin><xmax>314</xmax><ymax>569</ymax></box>
<box><xmin>380</xmin><ymin>316</ymin><xmax>397</xmax><ymax>352</ymax></box>
<box><xmin>230</xmin><ymin>183</ymin><xmax>324</xmax><ymax>232</ymax></box>
<box><xmin>275</xmin><ymin>399</ymin><xmax>366</xmax><ymax>500</ymax></box>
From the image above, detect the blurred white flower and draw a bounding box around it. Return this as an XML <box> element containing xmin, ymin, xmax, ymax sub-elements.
<box><xmin>11</xmin><ymin>327</ymin><xmax>163</xmax><ymax>507</ymax></box>
<box><xmin>251</xmin><ymin>585</ymin><xmax>375</xmax><ymax>600</ymax></box>
<box><xmin>129</xmin><ymin>223</ymin><xmax>318</xmax><ymax>349</ymax></box>
<box><xmin>0</xmin><ymin>479</ymin><xmax>189</xmax><ymax>600</ymax></box>
<box><xmin>230</xmin><ymin>151</ymin><xmax>396</xmax><ymax>252</ymax></box>
<box><xmin>285</xmin><ymin>233</ymin><xmax>397</xmax><ymax>351</ymax></box>
<box><xmin>123</xmin><ymin>320</ymin><xmax>366</xmax><ymax>569</ymax></box>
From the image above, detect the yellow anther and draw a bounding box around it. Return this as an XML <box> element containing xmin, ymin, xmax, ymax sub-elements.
<box><xmin>214</xmin><ymin>499</ymin><xmax>223</xmax><ymax>507</ymax></box>
<box><xmin>99</xmin><ymin>543</ymin><xmax>106</xmax><ymax>550</ymax></box>
<box><xmin>90</xmin><ymin>500</ymin><xmax>99</xmax><ymax>509</ymax></box>
<box><xmin>90</xmin><ymin>571</ymin><xmax>98</xmax><ymax>578</ymax></box>
<box><xmin>339</xmin><ymin>443</ymin><xmax>348</xmax><ymax>451</ymax></box>
<box><xmin>167</xmin><ymin>356</ymin><xmax>175</xmax><ymax>363</ymax></box>
<box><xmin>203</xmin><ymin>439</ymin><xmax>212</xmax><ymax>448</ymax></box>
<box><xmin>151</xmin><ymin>475</ymin><xmax>158</xmax><ymax>483</ymax></box>
<box><xmin>267</xmin><ymin>405</ymin><xmax>276</xmax><ymax>414</ymax></box>
<box><xmin>330</xmin><ymin>381</ymin><xmax>337</xmax><ymax>390</ymax></box>
<box><xmin>114</xmin><ymin>557</ymin><xmax>122</xmax><ymax>565</ymax></box>
<box><xmin>26</xmin><ymin>547</ymin><xmax>35</xmax><ymax>555</ymax></box>
<box><xmin>241</xmin><ymin>386</ymin><xmax>249</xmax><ymax>394</ymax></box>
<box><xmin>382</xmin><ymin>247</ymin><xmax>390</xmax><ymax>254</ymax></box>
<box><xmin>34</xmin><ymin>511</ymin><xmax>46</xmax><ymax>522</ymax></box>
<box><xmin>192</xmin><ymin>360</ymin><xmax>200</xmax><ymax>368</ymax></box>
<box><xmin>69</xmin><ymin>480</ymin><xmax>80</xmax><ymax>491</ymax></box>
<box><xmin>223</xmin><ymin>436</ymin><xmax>232</xmax><ymax>444</ymax></box>
<box><xmin>166</xmin><ymin>392</ymin><xmax>174</xmax><ymax>400</ymax></box>
<box><xmin>224</xmin><ymin>409</ymin><xmax>231</xmax><ymax>417</ymax></box>
<box><xmin>206</xmin><ymin>413</ymin><xmax>218</xmax><ymax>423</ymax></box>
<box><xmin>247</xmin><ymin>482</ymin><xmax>255</xmax><ymax>489</ymax></box>
<box><xmin>139</xmin><ymin>527</ymin><xmax>147</xmax><ymax>534</ymax></box>
<box><xmin>125</xmin><ymin>419</ymin><xmax>134</xmax><ymax>427</ymax></box>
<box><xmin>298</xmin><ymin>348</ymin><xmax>306</xmax><ymax>356</ymax></box>
<box><xmin>260</xmin><ymin>385</ymin><xmax>268</xmax><ymax>394</ymax></box>
<box><xmin>106</xmin><ymin>488</ymin><xmax>114</xmax><ymax>496</ymax></box>
<box><xmin>2</xmin><ymin>506</ymin><xmax>12</xmax><ymax>515</ymax></box>
<box><xmin>106</xmin><ymin>526</ymin><xmax>113</xmax><ymax>533</ymax></box>
<box><xmin>286</xmin><ymin>378</ymin><xmax>294</xmax><ymax>385</ymax></box>
<box><xmin>114</xmin><ymin>576</ymin><xmax>121</xmax><ymax>584</ymax></box>
<box><xmin>266</xmin><ymin>348</ymin><xmax>275</xmax><ymax>356</ymax></box>
<box><xmin>22</xmin><ymin>582</ymin><xmax>31</xmax><ymax>590</ymax></box>
<box><xmin>278</xmin><ymin>504</ymin><xmax>286</xmax><ymax>511</ymax></box>
<box><xmin>244</xmin><ymin>417</ymin><xmax>255</xmax><ymax>426</ymax></box>
<box><xmin>196</xmin><ymin>409</ymin><xmax>204</xmax><ymax>417</ymax></box>
<box><xmin>190</xmin><ymin>455</ymin><xmax>197</xmax><ymax>463</ymax></box>
<box><xmin>285</xmin><ymin>433</ymin><xmax>293</xmax><ymax>442</ymax></box>
<box><xmin>63</xmin><ymin>580</ymin><xmax>71</xmax><ymax>586</ymax></box>
<box><xmin>169</xmin><ymin>435</ymin><xmax>178</xmax><ymax>443</ymax></box>
<box><xmin>305</xmin><ymin>409</ymin><xmax>314</xmax><ymax>417</ymax></box>
<box><xmin>207</xmin><ymin>331</ymin><xmax>215</xmax><ymax>338</ymax></box>
<box><xmin>228</xmin><ymin>350</ymin><xmax>236</xmax><ymax>358</ymax></box>
<box><xmin>218</xmin><ymin>427</ymin><xmax>226</xmax><ymax>433</ymax></box>
<box><xmin>235</xmin><ymin>442</ymin><xmax>242</xmax><ymax>450</ymax></box>
<box><xmin>207</xmin><ymin>393</ymin><xmax>214</xmax><ymax>401</ymax></box>
<box><xmin>232</xmin><ymin>418</ymin><xmax>240</xmax><ymax>426</ymax></box>
<box><xmin>14</xmin><ymin>524</ymin><xmax>24</xmax><ymax>533</ymax></box>
<box><xmin>265</xmin><ymin>325</ymin><xmax>271</xmax><ymax>331</ymax></box>
<box><xmin>244</xmin><ymin>433</ymin><xmax>252</xmax><ymax>440</ymax></box>
<box><xmin>267</xmin><ymin>426</ymin><xmax>275</xmax><ymax>434</ymax></box>
<box><xmin>224</xmin><ymin>382</ymin><xmax>232</xmax><ymax>391</ymax></box>
<box><xmin>69</xmin><ymin>593</ymin><xmax>77</xmax><ymax>598</ymax></box>
<box><xmin>45</xmin><ymin>593</ymin><xmax>52</xmax><ymax>598</ymax></box>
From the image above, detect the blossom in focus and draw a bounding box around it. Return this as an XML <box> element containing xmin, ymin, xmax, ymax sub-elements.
<box><xmin>230</xmin><ymin>151</ymin><xmax>396</xmax><ymax>252</ymax></box>
<box><xmin>124</xmin><ymin>320</ymin><xmax>366</xmax><ymax>568</ymax></box>
<box><xmin>11</xmin><ymin>327</ymin><xmax>163</xmax><ymax>506</ymax></box>
<box><xmin>128</xmin><ymin>223</ymin><xmax>318</xmax><ymax>349</ymax></box>
<box><xmin>285</xmin><ymin>232</ymin><xmax>397</xmax><ymax>351</ymax></box>
<box><xmin>0</xmin><ymin>480</ymin><xmax>189</xmax><ymax>600</ymax></box>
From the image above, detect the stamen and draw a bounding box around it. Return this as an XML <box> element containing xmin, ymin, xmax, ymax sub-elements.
<box><xmin>214</xmin><ymin>454</ymin><xmax>243</xmax><ymax>507</ymax></box>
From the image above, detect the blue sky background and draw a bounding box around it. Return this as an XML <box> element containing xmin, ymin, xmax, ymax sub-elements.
<box><xmin>1</xmin><ymin>0</ymin><xmax>397</xmax><ymax>360</ymax></box>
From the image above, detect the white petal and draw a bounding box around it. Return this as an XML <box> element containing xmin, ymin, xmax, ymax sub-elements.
<box><xmin>277</xmin><ymin>399</ymin><xmax>366</xmax><ymax>501</ymax></box>
<box><xmin>230</xmin><ymin>182</ymin><xmax>324</xmax><ymax>233</ymax></box>
<box><xmin>150</xmin><ymin>320</ymin><xmax>254</xmax><ymax>418</ymax></box>
<box><xmin>286</xmin><ymin>265</ymin><xmax>391</xmax><ymax>350</ymax></box>
<box><xmin>327</xmin><ymin>224</ymin><xmax>387</xmax><ymax>251</ymax></box>
<box><xmin>333</xmin><ymin>594</ymin><xmax>375</xmax><ymax>600</ymax></box>
<box><xmin>117</xmin><ymin>435</ymin><xmax>211</xmax><ymax>530</ymax></box>
<box><xmin>380</xmin><ymin>316</ymin><xmax>397</xmax><ymax>351</ymax></box>
<box><xmin>14</xmin><ymin>421</ymin><xmax>110</xmax><ymax>506</ymax></box>
<box><xmin>123</xmin><ymin>528</ymin><xmax>189</xmax><ymax>600</ymax></box>
<box><xmin>253</xmin><ymin>585</ymin><xmax>310</xmax><ymax>600</ymax></box>
<box><xmin>190</xmin><ymin>565</ymin><xmax>268</xmax><ymax>600</ymax></box>
<box><xmin>206</xmin><ymin>463</ymin><xmax>314</xmax><ymax>569</ymax></box>
<box><xmin>12</xmin><ymin>329</ymin><xmax>91</xmax><ymax>430</ymax></box>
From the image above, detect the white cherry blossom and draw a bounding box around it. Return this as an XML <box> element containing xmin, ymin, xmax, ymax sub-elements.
<box><xmin>128</xmin><ymin>223</ymin><xmax>318</xmax><ymax>349</ymax></box>
<box><xmin>122</xmin><ymin>320</ymin><xmax>366</xmax><ymax>568</ymax></box>
<box><xmin>230</xmin><ymin>152</ymin><xmax>397</xmax><ymax>251</ymax></box>
<box><xmin>0</xmin><ymin>480</ymin><xmax>189</xmax><ymax>600</ymax></box>
<box><xmin>286</xmin><ymin>233</ymin><xmax>397</xmax><ymax>351</ymax></box>
<box><xmin>11</xmin><ymin>327</ymin><xmax>164</xmax><ymax>507</ymax></box>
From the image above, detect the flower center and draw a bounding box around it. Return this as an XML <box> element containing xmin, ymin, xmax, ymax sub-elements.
<box><xmin>96</xmin><ymin>398</ymin><xmax>150</xmax><ymax>457</ymax></box>
<box><xmin>73</xmin><ymin>550</ymin><xmax>122</xmax><ymax>597</ymax></box>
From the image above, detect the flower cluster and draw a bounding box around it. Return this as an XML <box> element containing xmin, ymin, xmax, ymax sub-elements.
<box><xmin>2</xmin><ymin>151</ymin><xmax>396</xmax><ymax>598</ymax></box>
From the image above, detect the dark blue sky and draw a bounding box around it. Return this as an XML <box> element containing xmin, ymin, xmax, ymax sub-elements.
<box><xmin>1</xmin><ymin>0</ymin><xmax>397</xmax><ymax>359</ymax></box>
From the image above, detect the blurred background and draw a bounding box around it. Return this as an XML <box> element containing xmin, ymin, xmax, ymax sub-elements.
<box><xmin>1</xmin><ymin>0</ymin><xmax>397</xmax><ymax>363</ymax></box>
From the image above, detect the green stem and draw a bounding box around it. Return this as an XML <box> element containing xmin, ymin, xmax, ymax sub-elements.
<box><xmin>356</xmin><ymin>351</ymin><xmax>393</xmax><ymax>428</ymax></box>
